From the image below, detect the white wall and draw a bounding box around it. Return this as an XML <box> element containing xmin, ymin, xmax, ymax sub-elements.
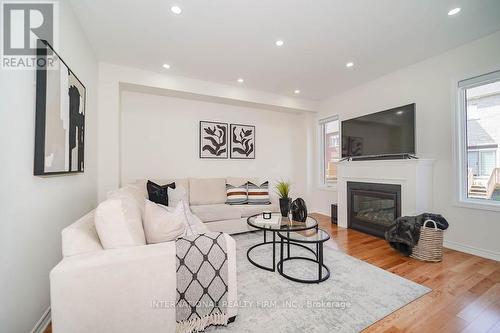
<box><xmin>309</xmin><ymin>31</ymin><xmax>500</xmax><ymax>260</ymax></box>
<box><xmin>0</xmin><ymin>1</ymin><xmax>98</xmax><ymax>332</ymax></box>
<box><xmin>120</xmin><ymin>91</ymin><xmax>308</xmax><ymax>198</ymax></box>
<box><xmin>97</xmin><ymin>63</ymin><xmax>317</xmax><ymax>201</ymax></box>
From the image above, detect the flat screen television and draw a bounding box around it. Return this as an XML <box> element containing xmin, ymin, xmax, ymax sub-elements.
<box><xmin>341</xmin><ymin>104</ymin><xmax>415</xmax><ymax>159</ymax></box>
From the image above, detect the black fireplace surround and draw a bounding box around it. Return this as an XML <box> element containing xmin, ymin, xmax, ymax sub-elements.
<box><xmin>347</xmin><ymin>182</ymin><xmax>401</xmax><ymax>238</ymax></box>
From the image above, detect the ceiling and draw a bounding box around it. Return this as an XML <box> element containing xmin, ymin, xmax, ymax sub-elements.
<box><xmin>69</xmin><ymin>0</ymin><xmax>500</xmax><ymax>101</ymax></box>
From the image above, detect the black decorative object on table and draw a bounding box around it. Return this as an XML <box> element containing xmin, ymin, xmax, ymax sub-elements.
<box><xmin>291</xmin><ymin>198</ymin><xmax>308</xmax><ymax>222</ymax></box>
<box><xmin>279</xmin><ymin>198</ymin><xmax>291</xmax><ymax>217</ymax></box>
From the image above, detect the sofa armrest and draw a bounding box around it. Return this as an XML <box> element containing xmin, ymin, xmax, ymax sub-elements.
<box><xmin>50</xmin><ymin>242</ymin><xmax>177</xmax><ymax>333</ymax></box>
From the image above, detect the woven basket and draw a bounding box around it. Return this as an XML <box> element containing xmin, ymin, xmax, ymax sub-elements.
<box><xmin>410</xmin><ymin>220</ymin><xmax>444</xmax><ymax>262</ymax></box>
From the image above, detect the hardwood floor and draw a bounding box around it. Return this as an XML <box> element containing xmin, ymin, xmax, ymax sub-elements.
<box><xmin>312</xmin><ymin>213</ymin><xmax>500</xmax><ymax>333</ymax></box>
<box><xmin>44</xmin><ymin>213</ymin><xmax>500</xmax><ymax>333</ymax></box>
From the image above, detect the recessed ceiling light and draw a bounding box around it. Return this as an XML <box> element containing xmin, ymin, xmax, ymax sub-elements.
<box><xmin>162</xmin><ymin>63</ymin><xmax>171</xmax><ymax>69</ymax></box>
<box><xmin>275</xmin><ymin>40</ymin><xmax>284</xmax><ymax>47</ymax></box>
<box><xmin>346</xmin><ymin>62</ymin><xmax>354</xmax><ymax>68</ymax></box>
<box><xmin>448</xmin><ymin>7</ymin><xmax>461</xmax><ymax>16</ymax></box>
<box><xmin>294</xmin><ymin>89</ymin><xmax>301</xmax><ymax>94</ymax></box>
<box><xmin>237</xmin><ymin>78</ymin><xmax>244</xmax><ymax>83</ymax></box>
<box><xmin>396</xmin><ymin>110</ymin><xmax>404</xmax><ymax>115</ymax></box>
<box><xmin>170</xmin><ymin>5</ymin><xmax>182</xmax><ymax>14</ymax></box>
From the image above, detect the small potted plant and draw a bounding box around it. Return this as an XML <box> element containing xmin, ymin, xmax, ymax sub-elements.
<box><xmin>274</xmin><ymin>180</ymin><xmax>291</xmax><ymax>217</ymax></box>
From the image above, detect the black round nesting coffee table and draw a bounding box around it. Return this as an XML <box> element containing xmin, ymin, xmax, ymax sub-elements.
<box><xmin>277</xmin><ymin>228</ymin><xmax>331</xmax><ymax>283</ymax></box>
<box><xmin>246</xmin><ymin>213</ymin><xmax>318</xmax><ymax>272</ymax></box>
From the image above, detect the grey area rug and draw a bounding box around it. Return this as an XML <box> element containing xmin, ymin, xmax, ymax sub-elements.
<box><xmin>205</xmin><ymin>231</ymin><xmax>430</xmax><ymax>333</ymax></box>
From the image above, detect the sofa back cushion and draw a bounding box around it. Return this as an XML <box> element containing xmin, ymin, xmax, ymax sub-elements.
<box><xmin>107</xmin><ymin>184</ymin><xmax>146</xmax><ymax>214</ymax></box>
<box><xmin>94</xmin><ymin>198</ymin><xmax>146</xmax><ymax>249</ymax></box>
<box><xmin>62</xmin><ymin>210</ymin><xmax>103</xmax><ymax>257</ymax></box>
<box><xmin>189</xmin><ymin>178</ymin><xmax>227</xmax><ymax>205</ymax></box>
<box><xmin>226</xmin><ymin>177</ymin><xmax>259</xmax><ymax>187</ymax></box>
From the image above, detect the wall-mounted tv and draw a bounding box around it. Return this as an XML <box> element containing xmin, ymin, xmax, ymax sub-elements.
<box><xmin>341</xmin><ymin>104</ymin><xmax>415</xmax><ymax>159</ymax></box>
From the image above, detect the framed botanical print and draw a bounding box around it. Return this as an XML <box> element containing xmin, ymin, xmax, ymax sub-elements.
<box><xmin>34</xmin><ymin>40</ymin><xmax>86</xmax><ymax>175</ymax></box>
<box><xmin>230</xmin><ymin>124</ymin><xmax>255</xmax><ymax>159</ymax></box>
<box><xmin>199</xmin><ymin>121</ymin><xmax>229</xmax><ymax>159</ymax></box>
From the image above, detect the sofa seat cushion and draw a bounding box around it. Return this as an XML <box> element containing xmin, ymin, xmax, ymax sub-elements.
<box><xmin>232</xmin><ymin>203</ymin><xmax>279</xmax><ymax>218</ymax></box>
<box><xmin>190</xmin><ymin>204</ymin><xmax>241</xmax><ymax>223</ymax></box>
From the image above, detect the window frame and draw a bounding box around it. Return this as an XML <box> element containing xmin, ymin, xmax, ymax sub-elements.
<box><xmin>455</xmin><ymin>69</ymin><xmax>500</xmax><ymax>211</ymax></box>
<box><xmin>318</xmin><ymin>115</ymin><xmax>340</xmax><ymax>189</ymax></box>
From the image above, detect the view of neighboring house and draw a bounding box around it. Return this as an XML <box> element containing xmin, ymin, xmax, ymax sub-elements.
<box><xmin>323</xmin><ymin>119</ymin><xmax>340</xmax><ymax>183</ymax></box>
<box><xmin>467</xmin><ymin>81</ymin><xmax>500</xmax><ymax>201</ymax></box>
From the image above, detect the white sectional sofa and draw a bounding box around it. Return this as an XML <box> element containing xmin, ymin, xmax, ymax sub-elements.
<box><xmin>132</xmin><ymin>177</ymin><xmax>279</xmax><ymax>234</ymax></box>
<box><xmin>50</xmin><ymin>177</ymin><xmax>276</xmax><ymax>332</ymax></box>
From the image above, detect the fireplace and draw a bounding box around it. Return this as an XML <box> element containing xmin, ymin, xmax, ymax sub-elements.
<box><xmin>347</xmin><ymin>182</ymin><xmax>401</xmax><ymax>238</ymax></box>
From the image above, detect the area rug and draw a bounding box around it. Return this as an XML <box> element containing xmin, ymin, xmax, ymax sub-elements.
<box><xmin>205</xmin><ymin>231</ymin><xmax>430</xmax><ymax>333</ymax></box>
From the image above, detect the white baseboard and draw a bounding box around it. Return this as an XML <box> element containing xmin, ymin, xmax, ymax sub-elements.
<box><xmin>31</xmin><ymin>306</ymin><xmax>51</xmax><ymax>333</ymax></box>
<box><xmin>444</xmin><ymin>240</ymin><xmax>500</xmax><ymax>262</ymax></box>
<box><xmin>311</xmin><ymin>212</ymin><xmax>500</xmax><ymax>262</ymax></box>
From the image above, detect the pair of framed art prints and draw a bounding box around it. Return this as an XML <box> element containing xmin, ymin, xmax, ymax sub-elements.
<box><xmin>199</xmin><ymin>121</ymin><xmax>255</xmax><ymax>160</ymax></box>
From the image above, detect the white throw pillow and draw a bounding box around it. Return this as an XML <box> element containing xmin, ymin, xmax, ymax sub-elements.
<box><xmin>94</xmin><ymin>198</ymin><xmax>146</xmax><ymax>249</ymax></box>
<box><xmin>143</xmin><ymin>200</ymin><xmax>187</xmax><ymax>244</ymax></box>
<box><xmin>168</xmin><ymin>185</ymin><xmax>188</xmax><ymax>208</ymax></box>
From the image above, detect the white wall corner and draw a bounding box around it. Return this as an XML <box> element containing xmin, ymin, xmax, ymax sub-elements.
<box><xmin>31</xmin><ymin>307</ymin><xmax>51</xmax><ymax>333</ymax></box>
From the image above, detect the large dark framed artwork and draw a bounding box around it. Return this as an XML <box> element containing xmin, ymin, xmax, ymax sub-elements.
<box><xmin>230</xmin><ymin>123</ymin><xmax>255</xmax><ymax>159</ymax></box>
<box><xmin>199</xmin><ymin>121</ymin><xmax>228</xmax><ymax>159</ymax></box>
<box><xmin>34</xmin><ymin>40</ymin><xmax>86</xmax><ymax>175</ymax></box>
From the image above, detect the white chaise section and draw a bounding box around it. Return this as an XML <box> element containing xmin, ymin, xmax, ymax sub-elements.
<box><xmin>50</xmin><ymin>179</ymin><xmax>241</xmax><ymax>332</ymax></box>
<box><xmin>51</xmin><ymin>242</ymin><xmax>177</xmax><ymax>333</ymax></box>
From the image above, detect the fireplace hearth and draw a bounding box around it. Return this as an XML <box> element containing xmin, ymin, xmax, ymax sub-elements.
<box><xmin>347</xmin><ymin>182</ymin><xmax>401</xmax><ymax>238</ymax></box>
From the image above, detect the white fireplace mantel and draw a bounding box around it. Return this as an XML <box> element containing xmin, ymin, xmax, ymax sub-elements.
<box><xmin>336</xmin><ymin>159</ymin><xmax>435</xmax><ymax>228</ymax></box>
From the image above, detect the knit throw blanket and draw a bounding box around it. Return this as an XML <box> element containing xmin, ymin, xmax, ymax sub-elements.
<box><xmin>175</xmin><ymin>232</ymin><xmax>229</xmax><ymax>333</ymax></box>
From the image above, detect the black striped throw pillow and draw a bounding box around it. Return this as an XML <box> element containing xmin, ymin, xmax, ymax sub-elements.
<box><xmin>226</xmin><ymin>183</ymin><xmax>248</xmax><ymax>205</ymax></box>
<box><xmin>247</xmin><ymin>181</ymin><xmax>270</xmax><ymax>205</ymax></box>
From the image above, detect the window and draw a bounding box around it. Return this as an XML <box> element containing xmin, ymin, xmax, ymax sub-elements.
<box><xmin>457</xmin><ymin>70</ymin><xmax>500</xmax><ymax>206</ymax></box>
<box><xmin>319</xmin><ymin>116</ymin><xmax>340</xmax><ymax>186</ymax></box>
